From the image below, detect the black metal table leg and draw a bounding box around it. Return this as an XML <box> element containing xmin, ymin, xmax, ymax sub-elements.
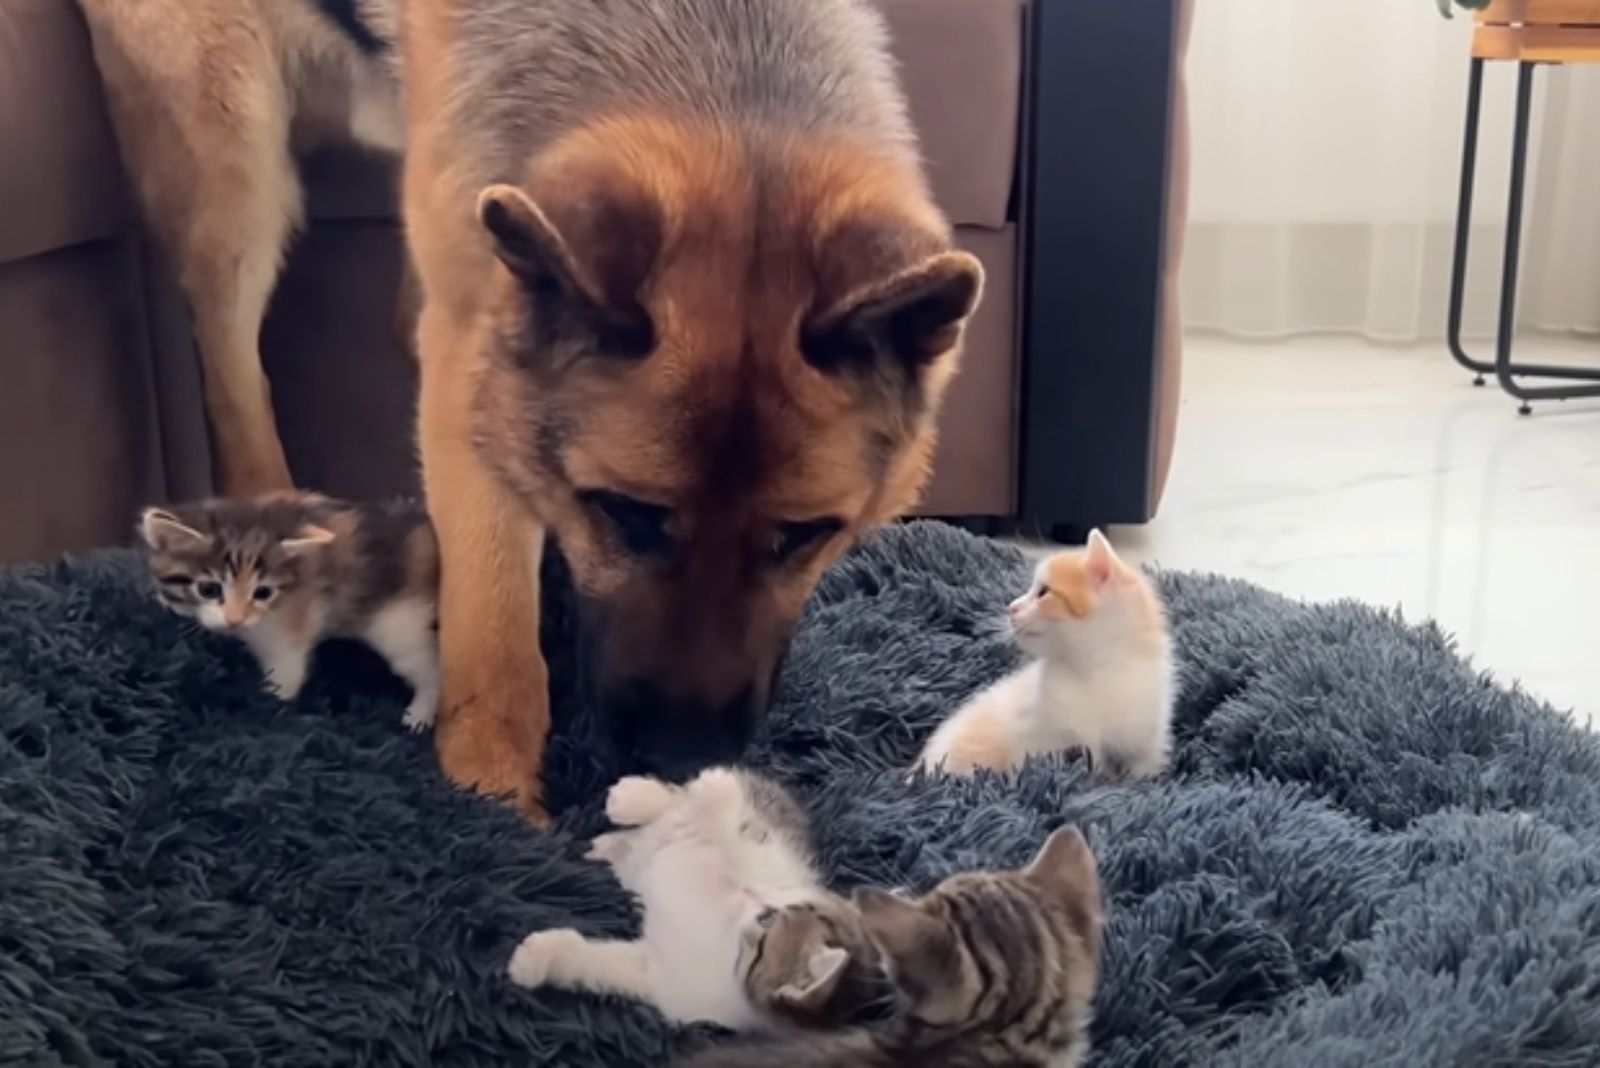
<box><xmin>1491</xmin><ymin>62</ymin><xmax>1600</xmax><ymax>413</ymax></box>
<box><xmin>1446</xmin><ymin>58</ymin><xmax>1600</xmax><ymax>411</ymax></box>
<box><xmin>1498</xmin><ymin>61</ymin><xmax>1536</xmax><ymax>414</ymax></box>
<box><xmin>1447</xmin><ymin>58</ymin><xmax>1490</xmax><ymax>384</ymax></box>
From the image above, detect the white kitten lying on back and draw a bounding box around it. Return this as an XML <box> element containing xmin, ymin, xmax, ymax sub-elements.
<box><xmin>917</xmin><ymin>529</ymin><xmax>1175</xmax><ymax>779</ymax></box>
<box><xmin>508</xmin><ymin>768</ymin><xmax>878</xmax><ymax>1032</ymax></box>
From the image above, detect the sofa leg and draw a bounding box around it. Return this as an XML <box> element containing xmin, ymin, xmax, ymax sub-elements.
<box><xmin>1048</xmin><ymin>523</ymin><xmax>1092</xmax><ymax>547</ymax></box>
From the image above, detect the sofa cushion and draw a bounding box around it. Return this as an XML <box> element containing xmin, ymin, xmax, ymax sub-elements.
<box><xmin>0</xmin><ymin>0</ymin><xmax>130</xmax><ymax>265</ymax></box>
<box><xmin>880</xmin><ymin>0</ymin><xmax>1023</xmax><ymax>230</ymax></box>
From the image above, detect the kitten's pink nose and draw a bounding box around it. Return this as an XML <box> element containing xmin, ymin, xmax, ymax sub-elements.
<box><xmin>1007</xmin><ymin>600</ymin><xmax>1023</xmax><ymax>618</ymax></box>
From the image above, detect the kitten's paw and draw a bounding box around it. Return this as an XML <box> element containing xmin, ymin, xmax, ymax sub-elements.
<box><xmin>401</xmin><ymin>697</ymin><xmax>436</xmax><ymax>732</ymax></box>
<box><xmin>686</xmin><ymin>766</ymin><xmax>742</xmax><ymax>804</ymax></box>
<box><xmin>586</xmin><ymin>831</ymin><xmax>630</xmax><ymax>865</ymax></box>
<box><xmin>263</xmin><ymin>672</ymin><xmax>304</xmax><ymax>701</ymax></box>
<box><xmin>508</xmin><ymin>928</ymin><xmax>585</xmax><ymax>988</ymax></box>
<box><xmin>605</xmin><ymin>776</ymin><xmax>675</xmax><ymax>827</ymax></box>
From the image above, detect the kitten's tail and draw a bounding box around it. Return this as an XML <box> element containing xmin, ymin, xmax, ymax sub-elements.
<box><xmin>674</xmin><ymin>1031</ymin><xmax>891</xmax><ymax>1068</ymax></box>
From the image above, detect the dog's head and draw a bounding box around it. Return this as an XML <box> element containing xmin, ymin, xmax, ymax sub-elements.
<box><xmin>472</xmin><ymin>116</ymin><xmax>983</xmax><ymax>777</ymax></box>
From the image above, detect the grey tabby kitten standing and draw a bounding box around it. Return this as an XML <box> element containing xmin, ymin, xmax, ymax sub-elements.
<box><xmin>681</xmin><ymin>827</ymin><xmax>1104</xmax><ymax>1068</ymax></box>
<box><xmin>139</xmin><ymin>491</ymin><xmax>440</xmax><ymax>730</ymax></box>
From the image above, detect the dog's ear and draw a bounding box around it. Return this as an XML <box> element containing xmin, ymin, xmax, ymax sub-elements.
<box><xmin>803</xmin><ymin>222</ymin><xmax>984</xmax><ymax>373</ymax></box>
<box><xmin>477</xmin><ymin>183</ymin><xmax>658</xmax><ymax>357</ymax></box>
<box><xmin>479</xmin><ymin>186</ymin><xmax>584</xmax><ymax>300</ymax></box>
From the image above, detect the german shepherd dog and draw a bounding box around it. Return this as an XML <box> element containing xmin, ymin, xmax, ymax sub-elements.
<box><xmin>82</xmin><ymin>0</ymin><xmax>982</xmax><ymax>822</ymax></box>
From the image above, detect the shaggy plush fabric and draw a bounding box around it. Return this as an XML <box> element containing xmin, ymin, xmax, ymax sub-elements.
<box><xmin>2</xmin><ymin>522</ymin><xmax>1598</xmax><ymax>1067</ymax></box>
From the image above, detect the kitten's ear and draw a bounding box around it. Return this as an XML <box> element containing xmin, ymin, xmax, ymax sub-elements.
<box><xmin>1024</xmin><ymin>827</ymin><xmax>1103</xmax><ymax>937</ymax></box>
<box><xmin>139</xmin><ymin>508</ymin><xmax>205</xmax><ymax>551</ymax></box>
<box><xmin>854</xmin><ymin>886</ymin><xmax>913</xmax><ymax>915</ymax></box>
<box><xmin>772</xmin><ymin>946</ymin><xmax>851</xmax><ymax>1012</ymax></box>
<box><xmin>280</xmin><ymin>524</ymin><xmax>336</xmax><ymax>556</ymax></box>
<box><xmin>853</xmin><ymin>886</ymin><xmax>942</xmax><ymax>967</ymax></box>
<box><xmin>1025</xmin><ymin>827</ymin><xmax>1097</xmax><ymax>888</ymax></box>
<box><xmin>1083</xmin><ymin>528</ymin><xmax>1119</xmax><ymax>588</ymax></box>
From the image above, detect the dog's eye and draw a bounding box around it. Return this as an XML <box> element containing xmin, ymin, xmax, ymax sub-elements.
<box><xmin>196</xmin><ymin>580</ymin><xmax>224</xmax><ymax>601</ymax></box>
<box><xmin>772</xmin><ymin>517</ymin><xmax>844</xmax><ymax>565</ymax></box>
<box><xmin>252</xmin><ymin>585</ymin><xmax>275</xmax><ymax>603</ymax></box>
<box><xmin>581</xmin><ymin>489</ymin><xmax>674</xmax><ymax>557</ymax></box>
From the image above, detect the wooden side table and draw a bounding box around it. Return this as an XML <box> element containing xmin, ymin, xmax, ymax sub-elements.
<box><xmin>1445</xmin><ymin>0</ymin><xmax>1600</xmax><ymax>413</ymax></box>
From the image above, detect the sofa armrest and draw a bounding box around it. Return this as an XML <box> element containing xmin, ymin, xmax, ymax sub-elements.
<box><xmin>0</xmin><ymin>0</ymin><xmax>210</xmax><ymax>562</ymax></box>
<box><xmin>1017</xmin><ymin>0</ymin><xmax>1186</xmax><ymax>530</ymax></box>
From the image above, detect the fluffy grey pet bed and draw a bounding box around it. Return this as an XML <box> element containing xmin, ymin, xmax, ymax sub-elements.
<box><xmin>2</xmin><ymin>522</ymin><xmax>1598</xmax><ymax>1067</ymax></box>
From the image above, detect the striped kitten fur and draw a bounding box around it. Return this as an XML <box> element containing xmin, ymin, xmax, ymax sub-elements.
<box><xmin>677</xmin><ymin>827</ymin><xmax>1103</xmax><ymax>1068</ymax></box>
<box><xmin>139</xmin><ymin>492</ymin><xmax>439</xmax><ymax>730</ymax></box>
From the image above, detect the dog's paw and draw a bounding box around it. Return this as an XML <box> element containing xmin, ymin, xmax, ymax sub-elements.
<box><xmin>508</xmin><ymin>928</ymin><xmax>585</xmax><ymax>988</ymax></box>
<box><xmin>605</xmin><ymin>776</ymin><xmax>675</xmax><ymax>827</ymax></box>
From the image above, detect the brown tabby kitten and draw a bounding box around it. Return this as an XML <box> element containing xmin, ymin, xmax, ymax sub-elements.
<box><xmin>139</xmin><ymin>492</ymin><xmax>440</xmax><ymax>730</ymax></box>
<box><xmin>681</xmin><ymin>827</ymin><xmax>1104</xmax><ymax>1068</ymax></box>
<box><xmin>741</xmin><ymin>891</ymin><xmax>891</xmax><ymax>1031</ymax></box>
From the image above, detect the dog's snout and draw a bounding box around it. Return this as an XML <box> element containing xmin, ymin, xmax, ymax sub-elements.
<box><xmin>607</xmin><ymin>681</ymin><xmax>761</xmax><ymax>779</ymax></box>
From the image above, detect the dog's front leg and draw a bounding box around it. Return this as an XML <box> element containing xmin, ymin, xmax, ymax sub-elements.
<box><xmin>417</xmin><ymin>306</ymin><xmax>550</xmax><ymax>824</ymax></box>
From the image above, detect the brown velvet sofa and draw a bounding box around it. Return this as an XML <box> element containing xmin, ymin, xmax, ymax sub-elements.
<box><xmin>0</xmin><ymin>0</ymin><xmax>1189</xmax><ymax>564</ymax></box>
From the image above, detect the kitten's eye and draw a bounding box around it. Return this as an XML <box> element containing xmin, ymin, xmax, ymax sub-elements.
<box><xmin>771</xmin><ymin>517</ymin><xmax>844</xmax><ymax>566</ymax></box>
<box><xmin>580</xmin><ymin>489</ymin><xmax>674</xmax><ymax>557</ymax></box>
<box><xmin>196</xmin><ymin>580</ymin><xmax>224</xmax><ymax>601</ymax></box>
<box><xmin>252</xmin><ymin>585</ymin><xmax>274</xmax><ymax>602</ymax></box>
<box><xmin>757</xmin><ymin>908</ymin><xmax>778</xmax><ymax>929</ymax></box>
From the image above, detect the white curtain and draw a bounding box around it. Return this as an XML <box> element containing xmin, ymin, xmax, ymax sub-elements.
<box><xmin>1183</xmin><ymin>0</ymin><xmax>1600</xmax><ymax>341</ymax></box>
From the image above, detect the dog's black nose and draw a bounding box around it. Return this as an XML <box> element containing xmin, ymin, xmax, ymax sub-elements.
<box><xmin>606</xmin><ymin>681</ymin><xmax>759</xmax><ymax>780</ymax></box>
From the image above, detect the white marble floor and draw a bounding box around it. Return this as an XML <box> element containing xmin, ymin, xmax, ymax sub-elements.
<box><xmin>1109</xmin><ymin>333</ymin><xmax>1600</xmax><ymax>722</ymax></box>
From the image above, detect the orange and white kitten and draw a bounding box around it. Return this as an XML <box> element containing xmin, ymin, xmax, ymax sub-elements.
<box><xmin>139</xmin><ymin>492</ymin><xmax>440</xmax><ymax>730</ymax></box>
<box><xmin>916</xmin><ymin>530</ymin><xmax>1174</xmax><ymax>780</ymax></box>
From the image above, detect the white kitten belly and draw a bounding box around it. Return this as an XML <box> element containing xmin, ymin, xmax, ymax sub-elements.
<box><xmin>633</xmin><ymin>846</ymin><xmax>763</xmax><ymax>1027</ymax></box>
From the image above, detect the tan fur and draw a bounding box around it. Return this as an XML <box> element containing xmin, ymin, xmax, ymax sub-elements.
<box><xmin>401</xmin><ymin>0</ymin><xmax>980</xmax><ymax>821</ymax></box>
<box><xmin>76</xmin><ymin>0</ymin><xmax>400</xmax><ymax>494</ymax></box>
<box><xmin>927</xmin><ymin>680</ymin><xmax>1027</xmax><ymax>776</ymax></box>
